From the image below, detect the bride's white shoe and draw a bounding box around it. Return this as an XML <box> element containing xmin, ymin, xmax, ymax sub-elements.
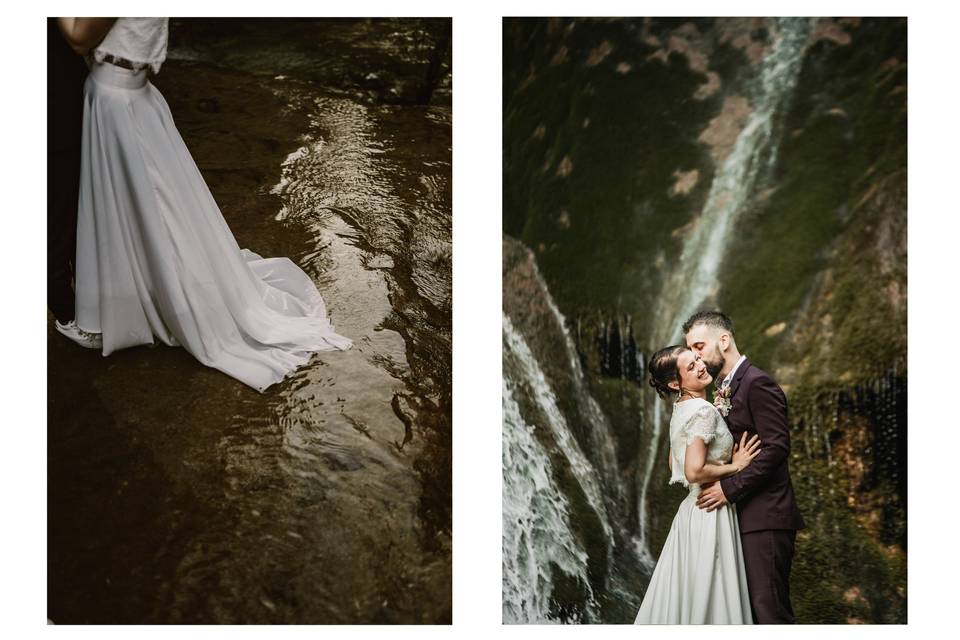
<box><xmin>55</xmin><ymin>320</ymin><xmax>103</xmax><ymax>350</ymax></box>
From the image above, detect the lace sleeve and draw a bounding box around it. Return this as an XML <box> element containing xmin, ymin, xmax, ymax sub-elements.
<box><xmin>684</xmin><ymin>404</ymin><xmax>718</xmax><ymax>447</ymax></box>
<box><xmin>667</xmin><ymin>402</ymin><xmax>718</xmax><ymax>487</ymax></box>
<box><xmin>668</xmin><ymin>438</ymin><xmax>687</xmax><ymax>487</ymax></box>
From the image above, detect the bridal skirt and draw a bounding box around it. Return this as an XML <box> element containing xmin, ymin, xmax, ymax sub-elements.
<box><xmin>75</xmin><ymin>62</ymin><xmax>352</xmax><ymax>392</ymax></box>
<box><xmin>634</xmin><ymin>486</ymin><xmax>753</xmax><ymax>624</ymax></box>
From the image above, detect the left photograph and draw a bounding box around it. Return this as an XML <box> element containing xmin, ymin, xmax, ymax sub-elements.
<box><xmin>47</xmin><ymin>17</ymin><xmax>451</xmax><ymax>623</ymax></box>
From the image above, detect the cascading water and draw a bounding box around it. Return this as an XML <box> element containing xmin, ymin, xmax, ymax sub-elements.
<box><xmin>503</xmin><ymin>233</ymin><xmax>652</xmax><ymax>621</ymax></box>
<box><xmin>502</xmin><ymin>379</ymin><xmax>596</xmax><ymax>623</ymax></box>
<box><xmin>544</xmin><ymin>289</ymin><xmax>624</xmax><ymax>507</ymax></box>
<box><xmin>634</xmin><ymin>18</ymin><xmax>813</xmax><ymax>563</ymax></box>
<box><xmin>503</xmin><ymin>315</ymin><xmax>612</xmax><ymax>622</ymax></box>
<box><xmin>503</xmin><ymin>316</ymin><xmax>615</xmax><ymax>548</ymax></box>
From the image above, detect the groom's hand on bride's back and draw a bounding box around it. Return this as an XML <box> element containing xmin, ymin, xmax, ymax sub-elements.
<box><xmin>696</xmin><ymin>481</ymin><xmax>728</xmax><ymax>512</ymax></box>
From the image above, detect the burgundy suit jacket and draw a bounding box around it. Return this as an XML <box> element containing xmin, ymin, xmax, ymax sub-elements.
<box><xmin>718</xmin><ymin>358</ymin><xmax>806</xmax><ymax>533</ymax></box>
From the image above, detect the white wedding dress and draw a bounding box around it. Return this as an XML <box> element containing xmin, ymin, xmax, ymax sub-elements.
<box><xmin>74</xmin><ymin>18</ymin><xmax>352</xmax><ymax>392</ymax></box>
<box><xmin>634</xmin><ymin>398</ymin><xmax>753</xmax><ymax>624</ymax></box>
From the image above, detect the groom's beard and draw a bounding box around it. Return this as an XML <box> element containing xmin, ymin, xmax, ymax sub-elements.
<box><xmin>703</xmin><ymin>349</ymin><xmax>725</xmax><ymax>380</ymax></box>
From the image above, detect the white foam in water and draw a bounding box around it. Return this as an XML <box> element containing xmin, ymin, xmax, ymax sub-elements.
<box><xmin>502</xmin><ymin>380</ymin><xmax>595</xmax><ymax>623</ymax></box>
<box><xmin>503</xmin><ymin>316</ymin><xmax>614</xmax><ymax>547</ymax></box>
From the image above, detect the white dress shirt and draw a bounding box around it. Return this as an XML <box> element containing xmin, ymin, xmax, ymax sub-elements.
<box><xmin>720</xmin><ymin>355</ymin><xmax>747</xmax><ymax>389</ymax></box>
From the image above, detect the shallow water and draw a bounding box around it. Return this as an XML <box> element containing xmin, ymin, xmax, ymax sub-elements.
<box><xmin>48</xmin><ymin>18</ymin><xmax>450</xmax><ymax>624</ymax></box>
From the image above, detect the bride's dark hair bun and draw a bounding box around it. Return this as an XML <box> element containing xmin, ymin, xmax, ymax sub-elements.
<box><xmin>647</xmin><ymin>345</ymin><xmax>689</xmax><ymax>400</ymax></box>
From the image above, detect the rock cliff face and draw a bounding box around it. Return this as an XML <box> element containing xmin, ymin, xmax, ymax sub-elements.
<box><xmin>503</xmin><ymin>17</ymin><xmax>906</xmax><ymax>623</ymax></box>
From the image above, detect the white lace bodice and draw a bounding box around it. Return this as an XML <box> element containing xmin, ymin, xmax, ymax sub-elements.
<box><xmin>92</xmin><ymin>18</ymin><xmax>169</xmax><ymax>74</ymax></box>
<box><xmin>667</xmin><ymin>397</ymin><xmax>734</xmax><ymax>488</ymax></box>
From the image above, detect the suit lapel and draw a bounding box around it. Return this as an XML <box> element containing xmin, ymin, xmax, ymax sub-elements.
<box><xmin>728</xmin><ymin>357</ymin><xmax>751</xmax><ymax>401</ymax></box>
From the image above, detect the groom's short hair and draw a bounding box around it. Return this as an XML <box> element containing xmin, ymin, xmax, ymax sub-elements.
<box><xmin>682</xmin><ymin>310</ymin><xmax>736</xmax><ymax>339</ymax></box>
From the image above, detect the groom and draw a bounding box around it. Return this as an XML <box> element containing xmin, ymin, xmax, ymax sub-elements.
<box><xmin>48</xmin><ymin>18</ymin><xmax>100</xmax><ymax>349</ymax></box>
<box><xmin>683</xmin><ymin>310</ymin><xmax>805</xmax><ymax>624</ymax></box>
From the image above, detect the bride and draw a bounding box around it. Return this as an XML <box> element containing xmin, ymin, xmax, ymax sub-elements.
<box><xmin>56</xmin><ymin>18</ymin><xmax>352</xmax><ymax>392</ymax></box>
<box><xmin>634</xmin><ymin>345</ymin><xmax>759</xmax><ymax>624</ymax></box>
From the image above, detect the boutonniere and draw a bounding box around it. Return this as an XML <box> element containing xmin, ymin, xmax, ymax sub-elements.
<box><xmin>713</xmin><ymin>386</ymin><xmax>732</xmax><ymax>416</ymax></box>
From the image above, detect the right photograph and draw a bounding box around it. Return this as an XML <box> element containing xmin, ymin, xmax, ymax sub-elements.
<box><xmin>502</xmin><ymin>17</ymin><xmax>906</xmax><ymax>624</ymax></box>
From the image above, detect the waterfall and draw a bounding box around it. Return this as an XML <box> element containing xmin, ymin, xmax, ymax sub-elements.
<box><xmin>503</xmin><ymin>314</ymin><xmax>617</xmax><ymax>622</ymax></box>
<box><xmin>634</xmin><ymin>18</ymin><xmax>813</xmax><ymax>562</ymax></box>
<box><xmin>502</xmin><ymin>379</ymin><xmax>596</xmax><ymax>623</ymax></box>
<box><xmin>503</xmin><ymin>244</ymin><xmax>647</xmax><ymax>621</ymax></box>
<box><xmin>543</xmin><ymin>284</ymin><xmax>624</xmax><ymax>507</ymax></box>
<box><xmin>503</xmin><ymin>316</ymin><xmax>615</xmax><ymax>546</ymax></box>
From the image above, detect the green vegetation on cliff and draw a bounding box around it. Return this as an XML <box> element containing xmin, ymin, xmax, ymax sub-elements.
<box><xmin>718</xmin><ymin>18</ymin><xmax>906</xmax><ymax>372</ymax></box>
<box><xmin>504</xmin><ymin>18</ymin><xmax>725</xmax><ymax>335</ymax></box>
